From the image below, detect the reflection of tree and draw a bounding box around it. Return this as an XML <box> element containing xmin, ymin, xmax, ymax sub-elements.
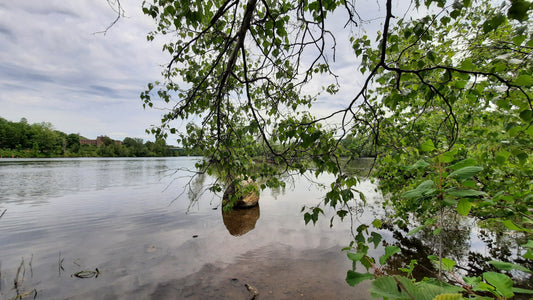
<box><xmin>180</xmin><ymin>173</ymin><xmax>210</xmax><ymax>212</ymax></box>
<box><xmin>381</xmin><ymin>223</ymin><xmax>438</xmax><ymax>280</ymax></box>
<box><xmin>188</xmin><ymin>173</ymin><xmax>207</xmax><ymax>200</ymax></box>
<box><xmin>473</xmin><ymin>230</ymin><xmax>533</xmax><ymax>289</ymax></box>
<box><xmin>268</xmin><ymin>174</ymin><xmax>294</xmax><ymax>199</ymax></box>
<box><xmin>380</xmin><ymin>219</ymin><xmax>533</xmax><ymax>290</ymax></box>
<box><xmin>480</xmin><ymin>230</ymin><xmax>514</xmax><ymax>261</ymax></box>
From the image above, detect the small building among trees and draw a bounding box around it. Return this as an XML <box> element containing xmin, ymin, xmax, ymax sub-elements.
<box><xmin>80</xmin><ymin>136</ymin><xmax>122</xmax><ymax>147</ymax></box>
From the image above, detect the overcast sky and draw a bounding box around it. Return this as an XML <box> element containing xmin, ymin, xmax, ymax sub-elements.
<box><xmin>0</xmin><ymin>1</ymin><xmax>416</xmax><ymax>142</ymax></box>
<box><xmin>0</xmin><ymin>0</ymin><xmax>170</xmax><ymax>141</ymax></box>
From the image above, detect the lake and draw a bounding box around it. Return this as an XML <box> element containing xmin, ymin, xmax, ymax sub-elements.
<box><xmin>2</xmin><ymin>157</ymin><xmax>530</xmax><ymax>299</ymax></box>
<box><xmin>0</xmin><ymin>157</ymin><xmax>382</xmax><ymax>299</ymax></box>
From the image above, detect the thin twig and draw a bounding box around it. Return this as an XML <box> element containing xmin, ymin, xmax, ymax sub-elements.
<box><xmin>93</xmin><ymin>0</ymin><xmax>124</xmax><ymax>35</ymax></box>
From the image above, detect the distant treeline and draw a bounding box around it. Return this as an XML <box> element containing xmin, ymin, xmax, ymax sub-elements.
<box><xmin>0</xmin><ymin>117</ymin><xmax>195</xmax><ymax>158</ymax></box>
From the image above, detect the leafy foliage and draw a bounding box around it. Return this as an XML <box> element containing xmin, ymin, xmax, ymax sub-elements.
<box><xmin>141</xmin><ymin>0</ymin><xmax>533</xmax><ymax>297</ymax></box>
<box><xmin>0</xmin><ymin>116</ymin><xmax>179</xmax><ymax>157</ymax></box>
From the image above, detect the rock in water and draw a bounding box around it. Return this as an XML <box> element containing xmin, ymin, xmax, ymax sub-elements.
<box><xmin>222</xmin><ymin>178</ymin><xmax>260</xmax><ymax>208</ymax></box>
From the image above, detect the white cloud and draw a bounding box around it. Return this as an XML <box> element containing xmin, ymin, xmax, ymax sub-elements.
<box><xmin>0</xmin><ymin>0</ymin><xmax>425</xmax><ymax>142</ymax></box>
<box><xmin>0</xmin><ymin>0</ymin><xmax>168</xmax><ymax>141</ymax></box>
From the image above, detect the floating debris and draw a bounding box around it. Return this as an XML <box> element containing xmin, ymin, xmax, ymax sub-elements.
<box><xmin>72</xmin><ymin>268</ymin><xmax>99</xmax><ymax>279</ymax></box>
<box><xmin>245</xmin><ymin>283</ymin><xmax>259</xmax><ymax>300</ymax></box>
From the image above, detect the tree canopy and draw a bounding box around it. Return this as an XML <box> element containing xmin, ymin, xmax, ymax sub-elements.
<box><xmin>0</xmin><ymin>117</ymin><xmax>180</xmax><ymax>158</ymax></box>
<box><xmin>141</xmin><ymin>0</ymin><xmax>532</xmax><ymax>297</ymax></box>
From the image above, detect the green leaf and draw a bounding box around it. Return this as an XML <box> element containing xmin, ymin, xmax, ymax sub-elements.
<box><xmin>371</xmin><ymin>276</ymin><xmax>459</xmax><ymax>300</ymax></box>
<box><xmin>414</xmin><ymin>282</ymin><xmax>462</xmax><ymax>300</ymax></box>
<box><xmin>433</xmin><ymin>294</ymin><xmax>464</xmax><ymax>300</ymax></box>
<box><xmin>502</xmin><ymin>219</ymin><xmax>530</xmax><ymax>232</ymax></box>
<box><xmin>406</xmin><ymin>159</ymin><xmax>430</xmax><ymax>170</ymax></box>
<box><xmin>460</xmin><ymin>59</ymin><xmax>476</xmax><ymax>71</ymax></box>
<box><xmin>424</xmin><ymin>218</ymin><xmax>436</xmax><ymax>226</ymax></box>
<box><xmin>528</xmin><ymin>37</ymin><xmax>533</xmax><ymax>47</ymax></box>
<box><xmin>508</xmin><ymin>0</ymin><xmax>532</xmax><ymax>21</ymax></box>
<box><xmin>346</xmin><ymin>271</ymin><xmax>374</xmax><ymax>286</ymax></box>
<box><xmin>407</xmin><ymin>225</ymin><xmax>425</xmax><ymax>236</ymax></box>
<box><xmin>443</xmin><ymin>197</ymin><xmax>458</xmax><ymax>206</ymax></box>
<box><xmin>368</xmin><ymin>231</ymin><xmax>382</xmax><ymax>248</ymax></box>
<box><xmin>454</xmin><ymin>80</ymin><xmax>468</xmax><ymax>89</ymax></box>
<box><xmin>447</xmin><ymin>166</ymin><xmax>483</xmax><ymax>180</ymax></box>
<box><xmin>483</xmin><ymin>272</ymin><xmax>514</xmax><ymax>298</ymax></box>
<box><xmin>448</xmin><ymin>158</ymin><xmax>477</xmax><ymax>170</ymax></box>
<box><xmin>420</xmin><ymin>139</ymin><xmax>436</xmax><ymax>152</ymax></box>
<box><xmin>482</xmin><ymin>13</ymin><xmax>506</xmax><ymax>33</ymax></box>
<box><xmin>460</xmin><ymin>180</ymin><xmax>476</xmax><ymax>188</ymax></box>
<box><xmin>488</xmin><ymin>260</ymin><xmax>532</xmax><ymax>273</ymax></box>
<box><xmin>475</xmin><ymin>282</ymin><xmax>497</xmax><ymax>293</ymax></box>
<box><xmin>514</xmin><ymin>74</ymin><xmax>533</xmax><ymax>87</ymax></box>
<box><xmin>347</xmin><ymin>251</ymin><xmax>365</xmax><ymax>262</ymax></box>
<box><xmin>457</xmin><ymin>198</ymin><xmax>472</xmax><ymax>216</ymax></box>
<box><xmin>495</xmin><ymin>150</ymin><xmax>511</xmax><ymax>164</ymax></box>
<box><xmin>512</xmin><ymin>34</ymin><xmax>527</xmax><ymax>46</ymax></box>
<box><xmin>440</xmin><ymin>151</ymin><xmax>456</xmax><ymax>163</ymax></box>
<box><xmin>448</xmin><ymin>189</ymin><xmax>485</xmax><ymax>197</ymax></box>
<box><xmin>522</xmin><ymin>240</ymin><xmax>533</xmax><ymax>248</ymax></box>
<box><xmin>428</xmin><ymin>255</ymin><xmax>456</xmax><ymax>271</ymax></box>
<box><xmin>516</xmin><ymin>151</ymin><xmax>528</xmax><ymax>163</ymax></box>
<box><xmin>304</xmin><ymin>213</ymin><xmax>311</xmax><ymax>225</ymax></box>
<box><xmin>519</xmin><ymin>109</ymin><xmax>533</xmax><ymax>122</ymax></box>
<box><xmin>463</xmin><ymin>276</ymin><xmax>481</xmax><ymax>286</ymax></box>
<box><xmin>512</xmin><ymin>287</ymin><xmax>533</xmax><ymax>295</ymax></box>
<box><xmin>524</xmin><ymin>249</ymin><xmax>533</xmax><ymax>260</ymax></box>
<box><xmin>379</xmin><ymin>245</ymin><xmax>401</xmax><ymax>265</ymax></box>
<box><xmin>372</xmin><ymin>219</ymin><xmax>382</xmax><ymax>229</ymax></box>
<box><xmin>403</xmin><ymin>180</ymin><xmax>436</xmax><ymax>199</ymax></box>
<box><xmin>360</xmin><ymin>255</ymin><xmax>374</xmax><ymax>271</ymax></box>
<box><xmin>370</xmin><ymin>276</ymin><xmax>414</xmax><ymax>299</ymax></box>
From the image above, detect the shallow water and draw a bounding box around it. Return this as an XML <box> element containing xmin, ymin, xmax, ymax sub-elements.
<box><xmin>0</xmin><ymin>157</ymin><xmax>379</xmax><ymax>299</ymax></box>
<box><xmin>2</xmin><ymin>157</ymin><xmax>530</xmax><ymax>299</ymax></box>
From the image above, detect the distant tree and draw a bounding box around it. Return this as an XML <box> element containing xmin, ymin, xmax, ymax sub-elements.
<box><xmin>30</xmin><ymin>122</ymin><xmax>58</xmax><ymax>155</ymax></box>
<box><xmin>66</xmin><ymin>133</ymin><xmax>81</xmax><ymax>153</ymax></box>
<box><xmin>100</xmin><ymin>136</ymin><xmax>115</xmax><ymax>146</ymax></box>
<box><xmin>153</xmin><ymin>138</ymin><xmax>169</xmax><ymax>156</ymax></box>
<box><xmin>123</xmin><ymin>137</ymin><xmax>147</xmax><ymax>156</ymax></box>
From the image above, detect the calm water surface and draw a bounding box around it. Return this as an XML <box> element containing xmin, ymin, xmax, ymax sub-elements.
<box><xmin>0</xmin><ymin>157</ymin><xmax>381</xmax><ymax>299</ymax></box>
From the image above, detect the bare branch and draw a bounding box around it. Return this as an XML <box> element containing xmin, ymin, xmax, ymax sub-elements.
<box><xmin>93</xmin><ymin>0</ymin><xmax>125</xmax><ymax>35</ymax></box>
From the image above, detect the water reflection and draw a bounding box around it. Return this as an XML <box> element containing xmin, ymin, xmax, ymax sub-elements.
<box><xmin>379</xmin><ymin>215</ymin><xmax>533</xmax><ymax>291</ymax></box>
<box><xmin>0</xmin><ymin>158</ymin><xmax>180</xmax><ymax>205</ymax></box>
<box><xmin>222</xmin><ymin>205</ymin><xmax>260</xmax><ymax>236</ymax></box>
<box><xmin>0</xmin><ymin>158</ymin><xmax>369</xmax><ymax>299</ymax></box>
<box><xmin>4</xmin><ymin>157</ymin><xmax>530</xmax><ymax>299</ymax></box>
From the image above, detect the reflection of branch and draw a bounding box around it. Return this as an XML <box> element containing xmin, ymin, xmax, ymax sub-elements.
<box><xmin>93</xmin><ymin>0</ymin><xmax>125</xmax><ymax>35</ymax></box>
<box><xmin>0</xmin><ymin>209</ymin><xmax>6</xmax><ymax>219</ymax></box>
